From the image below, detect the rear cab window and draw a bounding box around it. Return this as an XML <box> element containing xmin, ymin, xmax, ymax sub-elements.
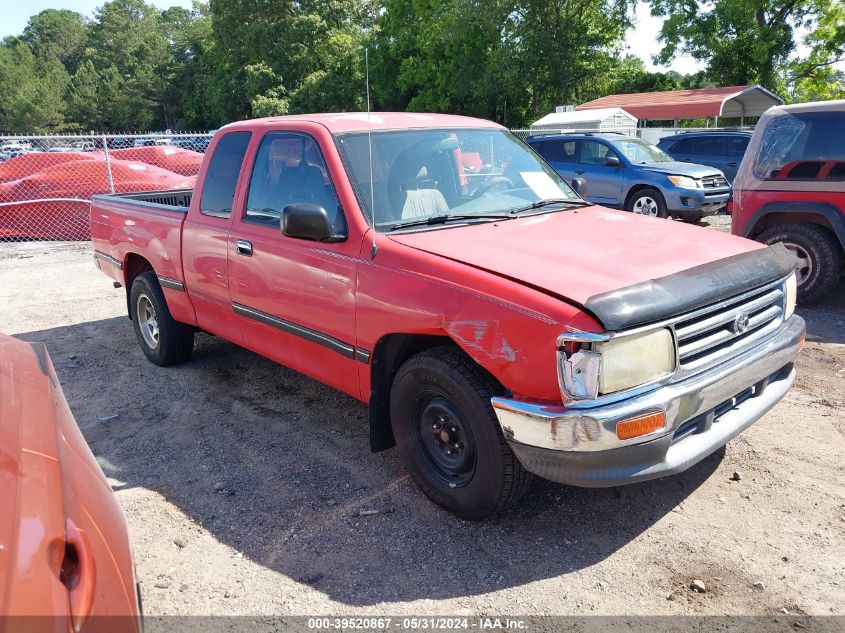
<box><xmin>754</xmin><ymin>110</ymin><xmax>845</xmax><ymax>181</ymax></box>
<box><xmin>200</xmin><ymin>131</ymin><xmax>252</xmax><ymax>218</ymax></box>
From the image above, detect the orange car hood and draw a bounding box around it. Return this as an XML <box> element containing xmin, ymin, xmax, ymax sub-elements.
<box><xmin>0</xmin><ymin>338</ymin><xmax>71</xmax><ymax>617</ymax></box>
<box><xmin>0</xmin><ymin>337</ymin><xmax>138</xmax><ymax>623</ymax></box>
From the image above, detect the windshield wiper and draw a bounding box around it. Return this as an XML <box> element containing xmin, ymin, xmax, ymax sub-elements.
<box><xmin>508</xmin><ymin>198</ymin><xmax>590</xmax><ymax>215</ymax></box>
<box><xmin>388</xmin><ymin>213</ymin><xmax>512</xmax><ymax>231</ymax></box>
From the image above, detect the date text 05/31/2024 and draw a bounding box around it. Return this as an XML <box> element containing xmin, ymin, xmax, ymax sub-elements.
<box><xmin>307</xmin><ymin>617</ymin><xmax>528</xmax><ymax>630</ymax></box>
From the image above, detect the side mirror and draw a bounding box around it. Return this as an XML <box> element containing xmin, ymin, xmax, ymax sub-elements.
<box><xmin>281</xmin><ymin>204</ymin><xmax>346</xmax><ymax>243</ymax></box>
<box><xmin>570</xmin><ymin>177</ymin><xmax>588</xmax><ymax>198</ymax></box>
<box><xmin>605</xmin><ymin>156</ymin><xmax>621</xmax><ymax>167</ymax></box>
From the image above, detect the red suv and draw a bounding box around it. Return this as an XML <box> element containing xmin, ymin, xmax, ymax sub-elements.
<box><xmin>732</xmin><ymin>100</ymin><xmax>845</xmax><ymax>302</ymax></box>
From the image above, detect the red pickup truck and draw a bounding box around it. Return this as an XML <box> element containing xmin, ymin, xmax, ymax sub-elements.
<box><xmin>91</xmin><ymin>113</ymin><xmax>805</xmax><ymax>519</ymax></box>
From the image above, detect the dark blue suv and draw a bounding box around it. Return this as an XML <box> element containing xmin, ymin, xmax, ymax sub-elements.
<box><xmin>657</xmin><ymin>131</ymin><xmax>752</xmax><ymax>183</ymax></box>
<box><xmin>526</xmin><ymin>133</ymin><xmax>732</xmax><ymax>222</ymax></box>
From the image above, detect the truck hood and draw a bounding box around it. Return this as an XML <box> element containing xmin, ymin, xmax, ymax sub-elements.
<box><xmin>389</xmin><ymin>205</ymin><xmax>762</xmax><ymax>310</ymax></box>
<box><xmin>637</xmin><ymin>161</ymin><xmax>724</xmax><ymax>178</ymax></box>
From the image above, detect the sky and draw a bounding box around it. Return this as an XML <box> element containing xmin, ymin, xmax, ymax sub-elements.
<box><xmin>0</xmin><ymin>0</ymin><xmax>705</xmax><ymax>76</ymax></box>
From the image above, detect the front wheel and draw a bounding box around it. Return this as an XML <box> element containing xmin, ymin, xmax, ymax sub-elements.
<box><xmin>627</xmin><ymin>188</ymin><xmax>668</xmax><ymax>218</ymax></box>
<box><xmin>130</xmin><ymin>271</ymin><xmax>194</xmax><ymax>366</ymax></box>
<box><xmin>681</xmin><ymin>211</ymin><xmax>705</xmax><ymax>224</ymax></box>
<box><xmin>389</xmin><ymin>347</ymin><xmax>531</xmax><ymax>520</ymax></box>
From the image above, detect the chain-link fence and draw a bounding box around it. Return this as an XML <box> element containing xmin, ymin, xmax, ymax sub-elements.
<box><xmin>0</xmin><ymin>126</ymin><xmax>754</xmax><ymax>243</ymax></box>
<box><xmin>0</xmin><ymin>132</ymin><xmax>212</xmax><ymax>243</ymax></box>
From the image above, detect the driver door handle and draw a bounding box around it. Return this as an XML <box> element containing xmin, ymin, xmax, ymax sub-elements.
<box><xmin>575</xmin><ymin>169</ymin><xmax>584</xmax><ymax>175</ymax></box>
<box><xmin>235</xmin><ymin>240</ymin><xmax>253</xmax><ymax>257</ymax></box>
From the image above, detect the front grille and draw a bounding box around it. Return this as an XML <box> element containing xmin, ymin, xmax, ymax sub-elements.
<box><xmin>701</xmin><ymin>175</ymin><xmax>729</xmax><ymax>188</ymax></box>
<box><xmin>673</xmin><ymin>283</ymin><xmax>785</xmax><ymax>372</ymax></box>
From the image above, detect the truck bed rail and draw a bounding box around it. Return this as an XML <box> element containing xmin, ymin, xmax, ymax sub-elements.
<box><xmin>91</xmin><ymin>189</ymin><xmax>192</xmax><ymax>212</ymax></box>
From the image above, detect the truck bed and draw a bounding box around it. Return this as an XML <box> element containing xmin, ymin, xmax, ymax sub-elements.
<box><xmin>90</xmin><ymin>189</ymin><xmax>197</xmax><ymax>325</ymax></box>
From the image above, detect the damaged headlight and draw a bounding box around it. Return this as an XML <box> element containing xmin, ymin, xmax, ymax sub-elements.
<box><xmin>558</xmin><ymin>328</ymin><xmax>676</xmax><ymax>401</ymax></box>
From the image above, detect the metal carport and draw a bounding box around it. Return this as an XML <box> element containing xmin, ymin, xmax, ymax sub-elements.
<box><xmin>576</xmin><ymin>85</ymin><xmax>784</xmax><ymax>125</ymax></box>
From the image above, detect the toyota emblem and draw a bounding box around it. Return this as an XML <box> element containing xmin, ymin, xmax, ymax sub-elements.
<box><xmin>733</xmin><ymin>313</ymin><xmax>750</xmax><ymax>334</ymax></box>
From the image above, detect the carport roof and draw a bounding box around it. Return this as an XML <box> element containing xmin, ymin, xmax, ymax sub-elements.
<box><xmin>575</xmin><ymin>85</ymin><xmax>784</xmax><ymax>120</ymax></box>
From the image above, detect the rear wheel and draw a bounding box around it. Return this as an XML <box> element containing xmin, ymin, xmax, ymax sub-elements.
<box><xmin>130</xmin><ymin>271</ymin><xmax>194</xmax><ymax>366</ymax></box>
<box><xmin>389</xmin><ymin>347</ymin><xmax>531</xmax><ymax>520</ymax></box>
<box><xmin>757</xmin><ymin>222</ymin><xmax>842</xmax><ymax>303</ymax></box>
<box><xmin>627</xmin><ymin>188</ymin><xmax>668</xmax><ymax>218</ymax></box>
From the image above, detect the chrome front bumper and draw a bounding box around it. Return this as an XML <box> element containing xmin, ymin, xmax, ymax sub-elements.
<box><xmin>491</xmin><ymin>315</ymin><xmax>805</xmax><ymax>487</ymax></box>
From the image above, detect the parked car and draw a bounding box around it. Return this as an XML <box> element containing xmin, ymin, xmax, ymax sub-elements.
<box><xmin>0</xmin><ymin>141</ymin><xmax>33</xmax><ymax>154</ymax></box>
<box><xmin>0</xmin><ymin>141</ymin><xmax>34</xmax><ymax>162</ymax></box>
<box><xmin>657</xmin><ymin>130</ymin><xmax>752</xmax><ymax>183</ymax></box>
<box><xmin>0</xmin><ymin>334</ymin><xmax>141</xmax><ymax>627</ymax></box>
<box><xmin>90</xmin><ymin>113</ymin><xmax>804</xmax><ymax>520</ymax></box>
<box><xmin>526</xmin><ymin>133</ymin><xmax>731</xmax><ymax>222</ymax></box>
<box><xmin>172</xmin><ymin>136</ymin><xmax>211</xmax><ymax>153</ymax></box>
<box><xmin>49</xmin><ymin>141</ymin><xmax>97</xmax><ymax>153</ymax></box>
<box><xmin>732</xmin><ymin>99</ymin><xmax>845</xmax><ymax>303</ymax></box>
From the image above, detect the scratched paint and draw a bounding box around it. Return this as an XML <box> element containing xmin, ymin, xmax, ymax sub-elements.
<box><xmin>444</xmin><ymin>319</ymin><xmax>518</xmax><ymax>363</ymax></box>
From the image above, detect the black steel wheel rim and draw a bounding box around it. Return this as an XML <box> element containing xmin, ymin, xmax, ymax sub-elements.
<box><xmin>414</xmin><ymin>393</ymin><xmax>477</xmax><ymax>487</ymax></box>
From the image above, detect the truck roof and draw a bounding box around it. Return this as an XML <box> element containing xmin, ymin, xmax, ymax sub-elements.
<box><xmin>220</xmin><ymin>112</ymin><xmax>503</xmax><ymax>134</ymax></box>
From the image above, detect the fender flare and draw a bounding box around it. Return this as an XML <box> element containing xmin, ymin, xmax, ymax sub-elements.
<box><xmin>742</xmin><ymin>201</ymin><xmax>845</xmax><ymax>249</ymax></box>
<box><xmin>623</xmin><ymin>182</ymin><xmax>666</xmax><ymax>208</ymax></box>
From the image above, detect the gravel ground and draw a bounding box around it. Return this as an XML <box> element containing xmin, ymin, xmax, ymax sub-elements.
<box><xmin>1</xmin><ymin>219</ymin><xmax>843</xmax><ymax>618</ymax></box>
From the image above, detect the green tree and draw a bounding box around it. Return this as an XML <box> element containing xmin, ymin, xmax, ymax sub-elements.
<box><xmin>88</xmin><ymin>0</ymin><xmax>172</xmax><ymax>129</ymax></box>
<box><xmin>650</xmin><ymin>0</ymin><xmax>845</xmax><ymax>96</ymax></box>
<box><xmin>604</xmin><ymin>55</ymin><xmax>682</xmax><ymax>94</ymax></box>
<box><xmin>65</xmin><ymin>60</ymin><xmax>102</xmax><ymax>130</ymax></box>
<box><xmin>22</xmin><ymin>9</ymin><xmax>88</xmax><ymax>74</ymax></box>
<box><xmin>209</xmin><ymin>0</ymin><xmax>371</xmax><ymax>120</ymax></box>
<box><xmin>0</xmin><ymin>39</ymin><xmax>69</xmax><ymax>132</ymax></box>
<box><xmin>371</xmin><ymin>0</ymin><xmax>634</xmax><ymax>126</ymax></box>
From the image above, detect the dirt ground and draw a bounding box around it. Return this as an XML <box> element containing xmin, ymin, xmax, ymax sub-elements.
<box><xmin>2</xmin><ymin>215</ymin><xmax>843</xmax><ymax>617</ymax></box>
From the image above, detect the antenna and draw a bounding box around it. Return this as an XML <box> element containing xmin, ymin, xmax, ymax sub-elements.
<box><xmin>365</xmin><ymin>48</ymin><xmax>378</xmax><ymax>260</ymax></box>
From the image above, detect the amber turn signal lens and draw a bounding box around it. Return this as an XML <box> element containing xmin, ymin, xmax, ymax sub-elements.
<box><xmin>616</xmin><ymin>411</ymin><xmax>666</xmax><ymax>441</ymax></box>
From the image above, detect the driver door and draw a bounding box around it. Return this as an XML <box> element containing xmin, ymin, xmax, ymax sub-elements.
<box><xmin>226</xmin><ymin>131</ymin><xmax>360</xmax><ymax>397</ymax></box>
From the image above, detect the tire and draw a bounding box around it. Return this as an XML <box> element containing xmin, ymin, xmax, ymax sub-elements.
<box><xmin>389</xmin><ymin>346</ymin><xmax>532</xmax><ymax>520</ymax></box>
<box><xmin>757</xmin><ymin>223</ymin><xmax>843</xmax><ymax>304</ymax></box>
<box><xmin>130</xmin><ymin>271</ymin><xmax>194</xmax><ymax>366</ymax></box>
<box><xmin>682</xmin><ymin>212</ymin><xmax>705</xmax><ymax>224</ymax></box>
<box><xmin>627</xmin><ymin>188</ymin><xmax>668</xmax><ymax>218</ymax></box>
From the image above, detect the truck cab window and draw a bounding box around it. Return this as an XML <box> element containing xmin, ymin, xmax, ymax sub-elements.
<box><xmin>244</xmin><ymin>132</ymin><xmax>342</xmax><ymax>229</ymax></box>
<box><xmin>200</xmin><ymin>131</ymin><xmax>251</xmax><ymax>218</ymax></box>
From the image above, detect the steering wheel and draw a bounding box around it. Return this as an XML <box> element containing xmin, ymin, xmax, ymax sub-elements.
<box><xmin>472</xmin><ymin>175</ymin><xmax>514</xmax><ymax>197</ymax></box>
